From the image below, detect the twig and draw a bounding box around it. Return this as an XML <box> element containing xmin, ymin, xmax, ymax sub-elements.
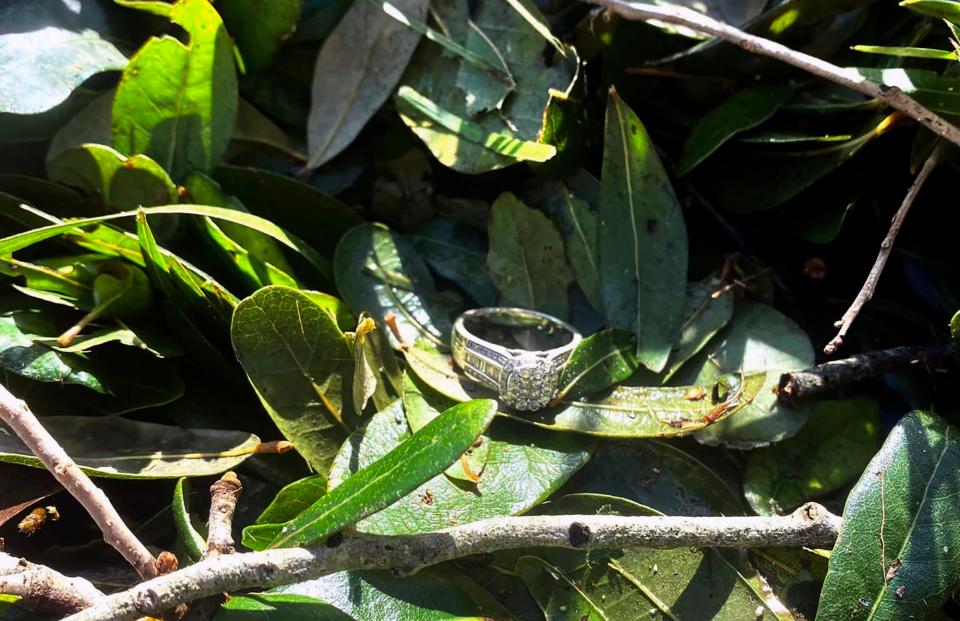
<box><xmin>64</xmin><ymin>504</ymin><xmax>840</xmax><ymax>621</ymax></box>
<box><xmin>0</xmin><ymin>552</ymin><xmax>104</xmax><ymax>615</ymax></box>
<box><xmin>824</xmin><ymin>144</ymin><xmax>944</xmax><ymax>354</ymax></box>
<box><xmin>0</xmin><ymin>382</ymin><xmax>159</xmax><ymax>579</ymax></box>
<box><xmin>204</xmin><ymin>472</ymin><xmax>243</xmax><ymax>559</ymax></box>
<box><xmin>588</xmin><ymin>0</ymin><xmax>960</xmax><ymax>147</ymax></box>
<box><xmin>778</xmin><ymin>343</ymin><xmax>957</xmax><ymax>403</ymax></box>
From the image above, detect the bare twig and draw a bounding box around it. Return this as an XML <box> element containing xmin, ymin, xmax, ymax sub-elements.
<box><xmin>64</xmin><ymin>504</ymin><xmax>840</xmax><ymax>621</ymax></box>
<box><xmin>0</xmin><ymin>382</ymin><xmax>158</xmax><ymax>579</ymax></box>
<box><xmin>588</xmin><ymin>0</ymin><xmax>960</xmax><ymax>147</ymax></box>
<box><xmin>0</xmin><ymin>552</ymin><xmax>104</xmax><ymax>615</ymax></box>
<box><xmin>778</xmin><ymin>343</ymin><xmax>957</xmax><ymax>403</ymax></box>
<box><xmin>824</xmin><ymin>144</ymin><xmax>944</xmax><ymax>354</ymax></box>
<box><xmin>204</xmin><ymin>472</ymin><xmax>243</xmax><ymax>560</ymax></box>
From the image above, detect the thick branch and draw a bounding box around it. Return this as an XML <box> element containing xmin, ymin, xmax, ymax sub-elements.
<box><xmin>779</xmin><ymin>343</ymin><xmax>957</xmax><ymax>404</ymax></box>
<box><xmin>0</xmin><ymin>382</ymin><xmax>158</xmax><ymax>579</ymax></box>
<box><xmin>204</xmin><ymin>472</ymin><xmax>243</xmax><ymax>559</ymax></box>
<box><xmin>824</xmin><ymin>144</ymin><xmax>943</xmax><ymax>353</ymax></box>
<box><xmin>588</xmin><ymin>0</ymin><xmax>960</xmax><ymax>147</ymax></box>
<box><xmin>64</xmin><ymin>503</ymin><xmax>839</xmax><ymax>621</ymax></box>
<box><xmin>0</xmin><ymin>552</ymin><xmax>104</xmax><ymax>615</ymax></box>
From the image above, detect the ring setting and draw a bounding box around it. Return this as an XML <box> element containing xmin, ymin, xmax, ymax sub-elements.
<box><xmin>452</xmin><ymin>308</ymin><xmax>581</xmax><ymax>411</ymax></box>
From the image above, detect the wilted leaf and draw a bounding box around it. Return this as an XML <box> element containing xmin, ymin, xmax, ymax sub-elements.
<box><xmin>351</xmin><ymin>314</ymin><xmax>402</xmax><ymax>414</ymax></box>
<box><xmin>219</xmin><ymin>0</ymin><xmax>304</xmax><ymax>73</ymax></box>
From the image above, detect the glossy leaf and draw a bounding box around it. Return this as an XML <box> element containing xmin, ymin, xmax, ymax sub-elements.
<box><xmin>112</xmin><ymin>0</ymin><xmax>238</xmax><ymax>179</ymax></box>
<box><xmin>678</xmin><ymin>85</ymin><xmax>794</xmax><ymax>175</ymax></box>
<box><xmin>215</xmin><ymin>594</ymin><xmax>354</xmax><ymax>621</ymax></box>
<box><xmin>232</xmin><ymin>286</ymin><xmax>356</xmax><ymax>473</ymax></box>
<box><xmin>173</xmin><ymin>478</ymin><xmax>206</xmax><ymax>561</ymax></box>
<box><xmin>851</xmin><ymin>45</ymin><xmax>957</xmax><ymax>60</ymax></box>
<box><xmin>411</xmin><ymin>218</ymin><xmax>497</xmax><ymax>306</ymax></box>
<box><xmin>307</xmin><ymin>0</ymin><xmax>428</xmax><ymax>168</ymax></box>
<box><xmin>0</xmin><ymin>28</ymin><xmax>126</xmax><ymax>114</ymax></box>
<box><xmin>219</xmin><ymin>0</ymin><xmax>303</xmax><ymax>73</ymax></box>
<box><xmin>743</xmin><ymin>397</ymin><xmax>880</xmax><ymax>515</ymax></box>
<box><xmin>257</xmin><ymin>399</ymin><xmax>497</xmax><ymax>549</ymax></box>
<box><xmin>662</xmin><ymin>273</ymin><xmax>735</xmax><ymax>381</ymax></box>
<box><xmin>557</xmin><ymin>329</ymin><xmax>638</xmax><ymax>400</ymax></box>
<box><xmin>599</xmin><ymin>90</ymin><xmax>687</xmax><ymax>373</ymax></box>
<box><xmin>901</xmin><ymin>0</ymin><xmax>960</xmax><ymax>23</ymax></box>
<box><xmin>0</xmin><ymin>416</ymin><xmax>259</xmax><ymax>479</ymax></box>
<box><xmin>486</xmin><ymin>192</ymin><xmax>574</xmax><ymax>318</ymax></box>
<box><xmin>818</xmin><ymin>411</ymin><xmax>960</xmax><ymax>620</ymax></box>
<box><xmin>254</xmin><ymin>475</ymin><xmax>327</xmax><ymax>526</ymax></box>
<box><xmin>516</xmin><ymin>556</ymin><xmax>607</xmax><ymax>621</ymax></box>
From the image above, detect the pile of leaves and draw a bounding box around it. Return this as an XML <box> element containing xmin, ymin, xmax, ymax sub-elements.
<box><xmin>0</xmin><ymin>0</ymin><xmax>959</xmax><ymax>619</ymax></box>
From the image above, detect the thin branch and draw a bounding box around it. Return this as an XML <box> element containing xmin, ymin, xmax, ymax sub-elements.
<box><xmin>824</xmin><ymin>144</ymin><xmax>944</xmax><ymax>353</ymax></box>
<box><xmin>204</xmin><ymin>472</ymin><xmax>243</xmax><ymax>559</ymax></box>
<box><xmin>0</xmin><ymin>552</ymin><xmax>104</xmax><ymax>615</ymax></box>
<box><xmin>778</xmin><ymin>343</ymin><xmax>957</xmax><ymax>404</ymax></box>
<box><xmin>64</xmin><ymin>503</ymin><xmax>840</xmax><ymax>621</ymax></box>
<box><xmin>588</xmin><ymin>0</ymin><xmax>960</xmax><ymax>147</ymax></box>
<box><xmin>0</xmin><ymin>382</ymin><xmax>159</xmax><ymax>580</ymax></box>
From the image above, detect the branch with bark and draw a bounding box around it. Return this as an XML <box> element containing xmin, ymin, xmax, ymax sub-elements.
<box><xmin>0</xmin><ymin>552</ymin><xmax>104</xmax><ymax>615</ymax></box>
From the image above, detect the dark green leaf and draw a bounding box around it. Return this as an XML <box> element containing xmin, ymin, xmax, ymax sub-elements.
<box><xmin>950</xmin><ymin>309</ymin><xmax>960</xmax><ymax>347</ymax></box>
<box><xmin>486</xmin><ymin>192</ymin><xmax>574</xmax><ymax>318</ymax></box>
<box><xmin>818</xmin><ymin>411</ymin><xmax>960</xmax><ymax>620</ymax></box>
<box><xmin>845</xmin><ymin>67</ymin><xmax>960</xmax><ymax>115</ymax></box>
<box><xmin>662</xmin><ymin>273</ymin><xmax>735</xmax><ymax>381</ymax></box>
<box><xmin>515</xmin><ymin>555</ymin><xmax>606</xmax><ymax>621</ymax></box>
<box><xmin>173</xmin><ymin>477</ymin><xmax>206</xmax><ymax>561</ymax></box>
<box><xmin>744</xmin><ymin>397</ymin><xmax>880</xmax><ymax>515</ymax></box>
<box><xmin>254</xmin><ymin>475</ymin><xmax>327</xmax><ymax>526</ymax></box>
<box><xmin>215</xmin><ymin>594</ymin><xmax>354</xmax><ymax>621</ymax></box>
<box><xmin>411</xmin><ymin>218</ymin><xmax>497</xmax><ymax>306</ymax></box>
<box><xmin>231</xmin><ymin>286</ymin><xmax>355</xmax><ymax>473</ymax></box>
<box><xmin>0</xmin><ymin>28</ymin><xmax>126</xmax><ymax>114</ymax></box>
<box><xmin>557</xmin><ymin>329</ymin><xmax>638</xmax><ymax>400</ymax></box>
<box><xmin>219</xmin><ymin>0</ymin><xmax>304</xmax><ymax>73</ymax></box>
<box><xmin>0</xmin><ymin>416</ymin><xmax>259</xmax><ymax>479</ymax></box>
<box><xmin>599</xmin><ymin>90</ymin><xmax>687</xmax><ymax>373</ymax></box>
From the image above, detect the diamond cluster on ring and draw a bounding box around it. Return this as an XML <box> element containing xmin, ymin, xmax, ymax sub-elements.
<box><xmin>499</xmin><ymin>356</ymin><xmax>560</xmax><ymax>411</ymax></box>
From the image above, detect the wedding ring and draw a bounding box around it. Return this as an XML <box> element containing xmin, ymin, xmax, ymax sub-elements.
<box><xmin>451</xmin><ymin>307</ymin><xmax>581</xmax><ymax>411</ymax></box>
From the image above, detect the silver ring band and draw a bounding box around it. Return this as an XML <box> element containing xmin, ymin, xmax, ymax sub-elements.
<box><xmin>451</xmin><ymin>307</ymin><xmax>581</xmax><ymax>411</ymax></box>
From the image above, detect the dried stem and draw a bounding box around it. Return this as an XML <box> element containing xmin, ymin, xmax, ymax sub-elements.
<box><xmin>64</xmin><ymin>503</ymin><xmax>840</xmax><ymax>621</ymax></box>
<box><xmin>204</xmin><ymin>472</ymin><xmax>243</xmax><ymax>560</ymax></box>
<box><xmin>587</xmin><ymin>0</ymin><xmax>960</xmax><ymax>147</ymax></box>
<box><xmin>778</xmin><ymin>343</ymin><xmax>957</xmax><ymax>403</ymax></box>
<box><xmin>824</xmin><ymin>144</ymin><xmax>943</xmax><ymax>353</ymax></box>
<box><xmin>0</xmin><ymin>382</ymin><xmax>158</xmax><ymax>579</ymax></box>
<box><xmin>0</xmin><ymin>552</ymin><xmax>104</xmax><ymax>615</ymax></box>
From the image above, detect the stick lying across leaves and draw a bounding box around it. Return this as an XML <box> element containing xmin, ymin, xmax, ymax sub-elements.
<box><xmin>0</xmin><ymin>552</ymin><xmax>104</xmax><ymax>615</ymax></box>
<box><xmin>63</xmin><ymin>503</ymin><xmax>840</xmax><ymax>621</ymax></box>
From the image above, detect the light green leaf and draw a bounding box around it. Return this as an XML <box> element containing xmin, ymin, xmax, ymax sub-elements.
<box><xmin>599</xmin><ymin>90</ymin><xmax>687</xmax><ymax>373</ymax></box>
<box><xmin>255</xmin><ymin>475</ymin><xmax>328</xmax><ymax>526</ymax></box>
<box><xmin>0</xmin><ymin>416</ymin><xmax>259</xmax><ymax>479</ymax></box>
<box><xmin>844</xmin><ymin>67</ymin><xmax>960</xmax><ymax>114</ymax></box>
<box><xmin>219</xmin><ymin>0</ymin><xmax>304</xmax><ymax>73</ymax></box>
<box><xmin>558</xmin><ymin>329</ymin><xmax>638</xmax><ymax>400</ymax></box>
<box><xmin>852</xmin><ymin>45</ymin><xmax>957</xmax><ymax>60</ymax></box>
<box><xmin>112</xmin><ymin>0</ymin><xmax>238</xmax><ymax>179</ymax></box>
<box><xmin>173</xmin><ymin>478</ymin><xmax>206</xmax><ymax>561</ymax></box>
<box><xmin>232</xmin><ymin>286</ymin><xmax>356</xmax><ymax>473</ymax></box>
<box><xmin>662</xmin><ymin>273</ymin><xmax>735</xmax><ymax>381</ymax></box>
<box><xmin>901</xmin><ymin>0</ymin><xmax>960</xmax><ymax>23</ymax></box>
<box><xmin>818</xmin><ymin>411</ymin><xmax>960</xmax><ymax>620</ymax></box>
<box><xmin>486</xmin><ymin>192</ymin><xmax>574</xmax><ymax>318</ymax></box>
<box><xmin>516</xmin><ymin>556</ymin><xmax>607</xmax><ymax>621</ymax></box>
<box><xmin>307</xmin><ymin>0</ymin><xmax>429</xmax><ymax>168</ymax></box>
<box><xmin>215</xmin><ymin>594</ymin><xmax>354</xmax><ymax>621</ymax></box>
<box><xmin>950</xmin><ymin>310</ymin><xmax>960</xmax><ymax>347</ymax></box>
<box><xmin>0</xmin><ymin>27</ymin><xmax>126</xmax><ymax>114</ymax></box>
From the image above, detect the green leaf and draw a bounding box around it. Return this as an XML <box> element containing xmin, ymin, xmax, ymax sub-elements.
<box><xmin>112</xmin><ymin>0</ymin><xmax>238</xmax><ymax>179</ymax></box>
<box><xmin>844</xmin><ymin>67</ymin><xmax>960</xmax><ymax>115</ymax></box>
<box><xmin>516</xmin><ymin>556</ymin><xmax>607</xmax><ymax>621</ymax></box>
<box><xmin>486</xmin><ymin>192</ymin><xmax>574</xmax><ymax>318</ymax></box>
<box><xmin>397</xmin><ymin>0</ymin><xmax>574</xmax><ymax>173</ymax></box>
<box><xmin>259</xmin><ymin>399</ymin><xmax>497</xmax><ymax>549</ymax></box>
<box><xmin>215</xmin><ymin>594</ymin><xmax>354</xmax><ymax>621</ymax></box>
<box><xmin>324</xmin><ymin>400</ymin><xmax>592</xmax><ymax>536</ymax></box>
<box><xmin>674</xmin><ymin>302</ymin><xmax>815</xmax><ymax>448</ymax></box>
<box><xmin>232</xmin><ymin>286</ymin><xmax>356</xmax><ymax>473</ymax></box>
<box><xmin>662</xmin><ymin>273</ymin><xmax>735</xmax><ymax>381</ymax></box>
<box><xmin>0</xmin><ymin>416</ymin><xmax>259</xmax><ymax>479</ymax></box>
<box><xmin>0</xmin><ymin>28</ymin><xmax>126</xmax><ymax>114</ymax></box>
<box><xmin>678</xmin><ymin>85</ymin><xmax>794</xmax><ymax>175</ymax></box>
<box><xmin>901</xmin><ymin>0</ymin><xmax>960</xmax><ymax>23</ymax></box>
<box><xmin>255</xmin><ymin>475</ymin><xmax>328</xmax><ymax>526</ymax></box>
<box><xmin>599</xmin><ymin>90</ymin><xmax>688</xmax><ymax>373</ymax></box>
<box><xmin>411</xmin><ymin>218</ymin><xmax>497</xmax><ymax>307</ymax></box>
<box><xmin>851</xmin><ymin>45</ymin><xmax>957</xmax><ymax>60</ymax></box>
<box><xmin>334</xmin><ymin>223</ymin><xmax>459</xmax><ymax>348</ymax></box>
<box><xmin>950</xmin><ymin>309</ymin><xmax>960</xmax><ymax>347</ymax></box>
<box><xmin>219</xmin><ymin>0</ymin><xmax>303</xmax><ymax>73</ymax></box>
<box><xmin>557</xmin><ymin>329</ymin><xmax>638</xmax><ymax>400</ymax></box>
<box><xmin>47</xmin><ymin>144</ymin><xmax>177</xmax><ymax>211</ymax></box>
<box><xmin>743</xmin><ymin>397</ymin><xmax>880</xmax><ymax>516</ymax></box>
<box><xmin>307</xmin><ymin>0</ymin><xmax>428</xmax><ymax>168</ymax></box>
<box><xmin>173</xmin><ymin>478</ymin><xmax>206</xmax><ymax>561</ymax></box>
<box><xmin>818</xmin><ymin>411</ymin><xmax>960</xmax><ymax>620</ymax></box>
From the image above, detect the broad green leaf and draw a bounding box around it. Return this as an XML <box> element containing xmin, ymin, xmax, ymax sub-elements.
<box><xmin>397</xmin><ymin>0</ymin><xmax>574</xmax><ymax>173</ymax></box>
<box><xmin>232</xmin><ymin>286</ymin><xmax>356</xmax><ymax>473</ymax></box>
<box><xmin>334</xmin><ymin>223</ymin><xmax>459</xmax><ymax>348</ymax></box>
<box><xmin>662</xmin><ymin>273</ymin><xmax>735</xmax><ymax>381</ymax></box>
<box><xmin>486</xmin><ymin>192</ymin><xmax>574</xmax><ymax>318</ymax></box>
<box><xmin>0</xmin><ymin>28</ymin><xmax>126</xmax><ymax>114</ymax></box>
<box><xmin>678</xmin><ymin>85</ymin><xmax>794</xmax><ymax>175</ymax></box>
<box><xmin>0</xmin><ymin>416</ymin><xmax>259</xmax><ymax>479</ymax></box>
<box><xmin>219</xmin><ymin>0</ymin><xmax>304</xmax><ymax>73</ymax></box>
<box><xmin>743</xmin><ymin>397</ymin><xmax>880</xmax><ymax>515</ymax></box>
<box><xmin>307</xmin><ymin>0</ymin><xmax>428</xmax><ymax>168</ymax></box>
<box><xmin>851</xmin><ymin>45</ymin><xmax>957</xmax><ymax>60</ymax></box>
<box><xmin>599</xmin><ymin>91</ymin><xmax>688</xmax><ymax>373</ymax></box>
<box><xmin>259</xmin><ymin>399</ymin><xmax>497</xmax><ymax>549</ymax></box>
<box><xmin>112</xmin><ymin>0</ymin><xmax>238</xmax><ymax>179</ymax></box>
<box><xmin>324</xmin><ymin>400</ymin><xmax>592</xmax><ymax>536</ymax></box>
<box><xmin>47</xmin><ymin>144</ymin><xmax>177</xmax><ymax>210</ymax></box>
<box><xmin>557</xmin><ymin>329</ymin><xmax>638</xmax><ymax>400</ymax></box>
<box><xmin>901</xmin><ymin>0</ymin><xmax>960</xmax><ymax>23</ymax></box>
<box><xmin>254</xmin><ymin>475</ymin><xmax>327</xmax><ymax>526</ymax></box>
<box><xmin>516</xmin><ymin>556</ymin><xmax>607</xmax><ymax>621</ymax></box>
<box><xmin>818</xmin><ymin>411</ymin><xmax>960</xmax><ymax>620</ymax></box>
<box><xmin>216</xmin><ymin>594</ymin><xmax>354</xmax><ymax>621</ymax></box>
<box><xmin>676</xmin><ymin>302</ymin><xmax>815</xmax><ymax>448</ymax></box>
<box><xmin>173</xmin><ymin>478</ymin><xmax>206</xmax><ymax>561</ymax></box>
<box><xmin>411</xmin><ymin>218</ymin><xmax>497</xmax><ymax>306</ymax></box>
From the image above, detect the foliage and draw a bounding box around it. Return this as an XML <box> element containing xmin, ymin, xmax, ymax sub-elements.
<box><xmin>0</xmin><ymin>0</ymin><xmax>959</xmax><ymax>619</ymax></box>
